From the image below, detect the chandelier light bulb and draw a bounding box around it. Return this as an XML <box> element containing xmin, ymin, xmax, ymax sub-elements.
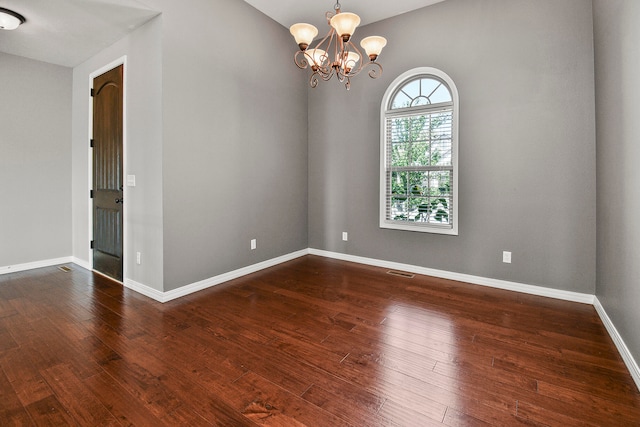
<box><xmin>290</xmin><ymin>23</ymin><xmax>318</xmax><ymax>50</ymax></box>
<box><xmin>343</xmin><ymin>51</ymin><xmax>360</xmax><ymax>72</ymax></box>
<box><xmin>305</xmin><ymin>48</ymin><xmax>327</xmax><ymax>68</ymax></box>
<box><xmin>360</xmin><ymin>36</ymin><xmax>387</xmax><ymax>61</ymax></box>
<box><xmin>330</xmin><ymin>12</ymin><xmax>360</xmax><ymax>41</ymax></box>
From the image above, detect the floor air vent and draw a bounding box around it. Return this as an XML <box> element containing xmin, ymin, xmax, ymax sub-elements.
<box><xmin>58</xmin><ymin>266</ymin><xmax>72</xmax><ymax>272</ymax></box>
<box><xmin>386</xmin><ymin>270</ymin><xmax>414</xmax><ymax>278</ymax></box>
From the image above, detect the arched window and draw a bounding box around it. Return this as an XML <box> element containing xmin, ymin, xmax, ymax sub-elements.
<box><xmin>380</xmin><ymin>67</ymin><xmax>459</xmax><ymax>235</ymax></box>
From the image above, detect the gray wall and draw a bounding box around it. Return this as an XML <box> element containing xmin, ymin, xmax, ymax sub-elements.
<box><xmin>71</xmin><ymin>17</ymin><xmax>164</xmax><ymax>291</ymax></box>
<box><xmin>308</xmin><ymin>0</ymin><xmax>597</xmax><ymax>293</ymax></box>
<box><xmin>0</xmin><ymin>53</ymin><xmax>72</xmax><ymax>267</ymax></box>
<box><xmin>593</xmin><ymin>0</ymin><xmax>640</xmax><ymax>367</ymax></box>
<box><xmin>71</xmin><ymin>0</ymin><xmax>309</xmax><ymax>292</ymax></box>
<box><xmin>147</xmin><ymin>0</ymin><xmax>309</xmax><ymax>291</ymax></box>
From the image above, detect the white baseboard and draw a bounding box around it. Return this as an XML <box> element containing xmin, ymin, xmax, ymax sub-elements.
<box><xmin>0</xmin><ymin>256</ymin><xmax>74</xmax><ymax>275</ymax></box>
<box><xmin>121</xmin><ymin>248</ymin><xmax>594</xmax><ymax>305</ymax></box>
<box><xmin>160</xmin><ymin>249</ymin><xmax>309</xmax><ymax>302</ymax></box>
<box><xmin>9</xmin><ymin>250</ymin><xmax>591</xmax><ymax>306</ymax></box>
<box><xmin>124</xmin><ymin>278</ymin><xmax>165</xmax><ymax>302</ymax></box>
<box><xmin>122</xmin><ymin>249</ymin><xmax>310</xmax><ymax>303</ymax></box>
<box><xmin>309</xmin><ymin>249</ymin><xmax>594</xmax><ymax>304</ymax></box>
<box><xmin>593</xmin><ymin>297</ymin><xmax>640</xmax><ymax>392</ymax></box>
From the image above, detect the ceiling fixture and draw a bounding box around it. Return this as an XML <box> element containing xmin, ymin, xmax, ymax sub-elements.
<box><xmin>0</xmin><ymin>7</ymin><xmax>25</xmax><ymax>30</ymax></box>
<box><xmin>290</xmin><ymin>1</ymin><xmax>387</xmax><ymax>90</ymax></box>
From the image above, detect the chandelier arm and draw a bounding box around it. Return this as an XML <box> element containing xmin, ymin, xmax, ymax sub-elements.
<box><xmin>365</xmin><ymin>62</ymin><xmax>383</xmax><ymax>79</ymax></box>
<box><xmin>311</xmin><ymin>27</ymin><xmax>340</xmax><ymax>82</ymax></box>
<box><xmin>314</xmin><ymin>26</ymin><xmax>335</xmax><ymax>51</ymax></box>
<box><xmin>311</xmin><ymin>27</ymin><xmax>336</xmax><ymax>79</ymax></box>
<box><xmin>327</xmin><ymin>27</ymin><xmax>341</xmax><ymax>72</ymax></box>
<box><xmin>325</xmin><ymin>10</ymin><xmax>335</xmax><ymax>24</ymax></box>
<box><xmin>294</xmin><ymin>50</ymin><xmax>310</xmax><ymax>69</ymax></box>
<box><xmin>319</xmin><ymin>68</ymin><xmax>334</xmax><ymax>81</ymax></box>
<box><xmin>313</xmin><ymin>53</ymin><xmax>327</xmax><ymax>78</ymax></box>
<box><xmin>342</xmin><ymin>40</ymin><xmax>365</xmax><ymax>77</ymax></box>
<box><xmin>310</xmin><ymin>73</ymin><xmax>320</xmax><ymax>88</ymax></box>
<box><xmin>315</xmin><ymin>52</ymin><xmax>333</xmax><ymax>80</ymax></box>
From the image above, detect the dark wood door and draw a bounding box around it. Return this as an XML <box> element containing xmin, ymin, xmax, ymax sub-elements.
<box><xmin>92</xmin><ymin>65</ymin><xmax>123</xmax><ymax>281</ymax></box>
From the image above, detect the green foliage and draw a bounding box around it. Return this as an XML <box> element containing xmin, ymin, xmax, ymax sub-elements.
<box><xmin>389</xmin><ymin>112</ymin><xmax>452</xmax><ymax>224</ymax></box>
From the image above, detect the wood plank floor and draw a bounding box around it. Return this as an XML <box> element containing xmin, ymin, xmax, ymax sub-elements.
<box><xmin>1</xmin><ymin>255</ymin><xmax>639</xmax><ymax>426</ymax></box>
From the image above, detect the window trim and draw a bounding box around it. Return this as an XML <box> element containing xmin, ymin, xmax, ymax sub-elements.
<box><xmin>379</xmin><ymin>67</ymin><xmax>459</xmax><ymax>235</ymax></box>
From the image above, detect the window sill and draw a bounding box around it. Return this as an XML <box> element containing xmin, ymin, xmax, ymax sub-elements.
<box><xmin>380</xmin><ymin>220</ymin><xmax>458</xmax><ymax>235</ymax></box>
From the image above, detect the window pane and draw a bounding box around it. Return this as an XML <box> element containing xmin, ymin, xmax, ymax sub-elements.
<box><xmin>408</xmin><ymin>197</ymin><xmax>429</xmax><ymax>222</ymax></box>
<box><xmin>408</xmin><ymin>171</ymin><xmax>428</xmax><ymax>196</ymax></box>
<box><xmin>391</xmin><ymin>117</ymin><xmax>411</xmax><ymax>142</ymax></box>
<box><xmin>390</xmin><ymin>77</ymin><xmax>452</xmax><ymax>110</ymax></box>
<box><xmin>411</xmin><ymin>96</ymin><xmax>430</xmax><ymax>107</ymax></box>
<box><xmin>428</xmin><ymin>195</ymin><xmax>451</xmax><ymax>224</ymax></box>
<box><xmin>430</xmin><ymin>84</ymin><xmax>452</xmax><ymax>103</ymax></box>
<box><xmin>408</xmin><ymin>115</ymin><xmax>426</xmax><ymax>141</ymax></box>
<box><xmin>431</xmin><ymin>171</ymin><xmax>451</xmax><ymax>194</ymax></box>
<box><xmin>388</xmin><ymin>171</ymin><xmax>453</xmax><ymax>210</ymax></box>
<box><xmin>391</xmin><ymin>171</ymin><xmax>408</xmax><ymax>195</ymax></box>
<box><xmin>432</xmin><ymin>139</ymin><xmax>452</xmax><ymax>166</ymax></box>
<box><xmin>409</xmin><ymin>142</ymin><xmax>431</xmax><ymax>166</ymax></box>
<box><xmin>403</xmin><ymin>79</ymin><xmax>421</xmax><ymax>99</ymax></box>
<box><xmin>391</xmin><ymin>144</ymin><xmax>409</xmax><ymax>167</ymax></box>
<box><xmin>430</xmin><ymin>112</ymin><xmax>453</xmax><ymax>166</ymax></box>
<box><xmin>413</xmin><ymin>115</ymin><xmax>432</xmax><ymax>142</ymax></box>
<box><xmin>391</xmin><ymin>197</ymin><xmax>409</xmax><ymax>221</ymax></box>
<box><xmin>391</xmin><ymin>92</ymin><xmax>411</xmax><ymax>109</ymax></box>
<box><xmin>420</xmin><ymin>78</ymin><xmax>440</xmax><ymax>98</ymax></box>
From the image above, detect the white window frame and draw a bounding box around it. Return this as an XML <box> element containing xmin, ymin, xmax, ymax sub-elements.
<box><xmin>379</xmin><ymin>67</ymin><xmax>459</xmax><ymax>235</ymax></box>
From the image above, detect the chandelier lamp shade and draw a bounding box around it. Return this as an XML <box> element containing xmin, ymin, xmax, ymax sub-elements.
<box><xmin>0</xmin><ymin>7</ymin><xmax>25</xmax><ymax>30</ymax></box>
<box><xmin>290</xmin><ymin>1</ymin><xmax>387</xmax><ymax>89</ymax></box>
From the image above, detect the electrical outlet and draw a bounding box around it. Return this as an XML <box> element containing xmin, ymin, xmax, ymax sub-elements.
<box><xmin>342</xmin><ymin>232</ymin><xmax>348</xmax><ymax>241</ymax></box>
<box><xmin>502</xmin><ymin>251</ymin><xmax>512</xmax><ymax>264</ymax></box>
<box><xmin>136</xmin><ymin>252</ymin><xmax>141</xmax><ymax>265</ymax></box>
<box><xmin>251</xmin><ymin>239</ymin><xmax>257</xmax><ymax>250</ymax></box>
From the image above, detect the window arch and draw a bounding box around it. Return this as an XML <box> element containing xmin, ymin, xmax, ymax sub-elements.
<box><xmin>380</xmin><ymin>67</ymin><xmax>459</xmax><ymax>235</ymax></box>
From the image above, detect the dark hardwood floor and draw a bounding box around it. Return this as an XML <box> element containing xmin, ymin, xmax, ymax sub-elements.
<box><xmin>1</xmin><ymin>255</ymin><xmax>639</xmax><ymax>426</ymax></box>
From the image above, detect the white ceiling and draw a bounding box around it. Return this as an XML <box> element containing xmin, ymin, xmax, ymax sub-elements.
<box><xmin>244</xmin><ymin>0</ymin><xmax>447</xmax><ymax>32</ymax></box>
<box><xmin>0</xmin><ymin>0</ymin><xmax>159</xmax><ymax>67</ymax></box>
<box><xmin>0</xmin><ymin>0</ymin><xmax>445</xmax><ymax>68</ymax></box>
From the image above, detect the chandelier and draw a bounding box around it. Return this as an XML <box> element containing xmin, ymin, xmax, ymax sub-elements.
<box><xmin>289</xmin><ymin>1</ymin><xmax>387</xmax><ymax>90</ymax></box>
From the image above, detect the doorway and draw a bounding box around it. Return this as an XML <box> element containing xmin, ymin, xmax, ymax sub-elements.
<box><xmin>92</xmin><ymin>65</ymin><xmax>124</xmax><ymax>281</ymax></box>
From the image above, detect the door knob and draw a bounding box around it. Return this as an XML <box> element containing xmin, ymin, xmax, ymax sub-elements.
<box><xmin>115</xmin><ymin>198</ymin><xmax>123</xmax><ymax>204</ymax></box>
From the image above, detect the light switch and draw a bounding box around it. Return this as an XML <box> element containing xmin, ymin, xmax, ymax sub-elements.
<box><xmin>126</xmin><ymin>175</ymin><xmax>136</xmax><ymax>187</ymax></box>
